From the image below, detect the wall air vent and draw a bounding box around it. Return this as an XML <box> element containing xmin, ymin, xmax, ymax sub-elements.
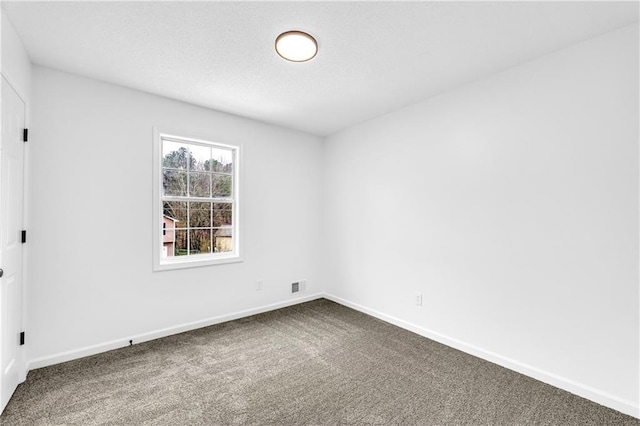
<box><xmin>291</xmin><ymin>280</ymin><xmax>307</xmax><ymax>293</ymax></box>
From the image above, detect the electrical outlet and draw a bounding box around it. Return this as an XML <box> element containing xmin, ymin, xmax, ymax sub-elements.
<box><xmin>256</xmin><ymin>280</ymin><xmax>263</xmax><ymax>291</ymax></box>
<box><xmin>415</xmin><ymin>293</ymin><xmax>422</xmax><ymax>306</ymax></box>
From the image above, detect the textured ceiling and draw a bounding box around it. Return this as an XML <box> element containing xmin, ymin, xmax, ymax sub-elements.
<box><xmin>3</xmin><ymin>1</ymin><xmax>638</xmax><ymax>136</ymax></box>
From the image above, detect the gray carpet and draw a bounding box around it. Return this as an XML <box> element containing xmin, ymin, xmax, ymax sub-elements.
<box><xmin>1</xmin><ymin>299</ymin><xmax>638</xmax><ymax>425</ymax></box>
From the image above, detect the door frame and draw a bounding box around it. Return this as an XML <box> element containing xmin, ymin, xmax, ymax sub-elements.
<box><xmin>0</xmin><ymin>71</ymin><xmax>29</xmax><ymax>392</ymax></box>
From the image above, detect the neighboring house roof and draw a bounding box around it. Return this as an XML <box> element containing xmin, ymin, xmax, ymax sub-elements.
<box><xmin>214</xmin><ymin>228</ymin><xmax>232</xmax><ymax>237</ymax></box>
<box><xmin>163</xmin><ymin>215</ymin><xmax>179</xmax><ymax>223</ymax></box>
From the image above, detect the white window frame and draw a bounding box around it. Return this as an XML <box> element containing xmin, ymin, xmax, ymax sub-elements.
<box><xmin>152</xmin><ymin>128</ymin><xmax>242</xmax><ymax>271</ymax></box>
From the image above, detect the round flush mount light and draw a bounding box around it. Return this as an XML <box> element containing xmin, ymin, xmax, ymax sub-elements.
<box><xmin>275</xmin><ymin>31</ymin><xmax>318</xmax><ymax>62</ymax></box>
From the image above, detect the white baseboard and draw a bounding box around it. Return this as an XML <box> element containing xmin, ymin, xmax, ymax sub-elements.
<box><xmin>25</xmin><ymin>291</ymin><xmax>639</xmax><ymax>419</ymax></box>
<box><xmin>322</xmin><ymin>293</ymin><xmax>640</xmax><ymax>419</ymax></box>
<box><xmin>27</xmin><ymin>293</ymin><xmax>324</xmax><ymax>371</ymax></box>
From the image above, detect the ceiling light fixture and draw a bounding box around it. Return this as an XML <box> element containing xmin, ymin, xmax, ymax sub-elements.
<box><xmin>275</xmin><ymin>31</ymin><xmax>318</xmax><ymax>62</ymax></box>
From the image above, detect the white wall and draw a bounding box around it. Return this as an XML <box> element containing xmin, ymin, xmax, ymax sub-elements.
<box><xmin>28</xmin><ymin>66</ymin><xmax>323</xmax><ymax>366</ymax></box>
<box><xmin>1</xmin><ymin>12</ymin><xmax>31</xmax><ymax>103</ymax></box>
<box><xmin>323</xmin><ymin>24</ymin><xmax>639</xmax><ymax>416</ymax></box>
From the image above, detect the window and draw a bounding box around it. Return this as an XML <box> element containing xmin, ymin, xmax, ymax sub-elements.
<box><xmin>153</xmin><ymin>130</ymin><xmax>240</xmax><ymax>270</ymax></box>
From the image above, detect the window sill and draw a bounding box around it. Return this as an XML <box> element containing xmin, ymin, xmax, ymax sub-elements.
<box><xmin>154</xmin><ymin>254</ymin><xmax>243</xmax><ymax>272</ymax></box>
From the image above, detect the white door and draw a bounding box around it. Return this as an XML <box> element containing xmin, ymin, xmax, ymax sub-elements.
<box><xmin>0</xmin><ymin>77</ymin><xmax>25</xmax><ymax>413</ymax></box>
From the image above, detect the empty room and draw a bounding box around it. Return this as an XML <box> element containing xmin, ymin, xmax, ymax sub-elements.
<box><xmin>0</xmin><ymin>1</ymin><xmax>638</xmax><ymax>424</ymax></box>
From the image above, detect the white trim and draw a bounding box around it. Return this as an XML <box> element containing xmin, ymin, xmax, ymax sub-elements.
<box><xmin>27</xmin><ymin>293</ymin><xmax>324</xmax><ymax>371</ymax></box>
<box><xmin>1</xmin><ymin>73</ymin><xmax>29</xmax><ymax>387</ymax></box>
<box><xmin>154</xmin><ymin>252</ymin><xmax>243</xmax><ymax>271</ymax></box>
<box><xmin>23</xmin><ymin>292</ymin><xmax>640</xmax><ymax>419</ymax></box>
<box><xmin>162</xmin><ymin>215</ymin><xmax>179</xmax><ymax>223</ymax></box>
<box><xmin>322</xmin><ymin>293</ymin><xmax>640</xmax><ymax>419</ymax></box>
<box><xmin>152</xmin><ymin>128</ymin><xmax>242</xmax><ymax>271</ymax></box>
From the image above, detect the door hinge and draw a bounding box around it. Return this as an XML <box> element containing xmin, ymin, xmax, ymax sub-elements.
<box><xmin>21</xmin><ymin>230</ymin><xmax>26</xmax><ymax>243</ymax></box>
<box><xmin>23</xmin><ymin>128</ymin><xmax>28</xmax><ymax>142</ymax></box>
<box><xmin>20</xmin><ymin>332</ymin><xmax>25</xmax><ymax>346</ymax></box>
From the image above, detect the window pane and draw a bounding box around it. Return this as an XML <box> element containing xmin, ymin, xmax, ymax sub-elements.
<box><xmin>189</xmin><ymin>202</ymin><xmax>212</xmax><ymax>228</ymax></box>
<box><xmin>213</xmin><ymin>203</ymin><xmax>232</xmax><ymax>227</ymax></box>
<box><xmin>158</xmin><ymin>135</ymin><xmax>237</xmax><ymax>266</ymax></box>
<box><xmin>163</xmin><ymin>141</ymin><xmax>190</xmax><ymax>169</ymax></box>
<box><xmin>188</xmin><ymin>172</ymin><xmax>211</xmax><ymax>198</ymax></box>
<box><xmin>189</xmin><ymin>144</ymin><xmax>211</xmax><ymax>172</ymax></box>
<box><xmin>213</xmin><ymin>228</ymin><xmax>233</xmax><ymax>253</ymax></box>
<box><xmin>162</xmin><ymin>223</ymin><xmax>177</xmax><ymax>257</ymax></box>
<box><xmin>190</xmin><ymin>229</ymin><xmax>212</xmax><ymax>254</ymax></box>
<box><xmin>174</xmin><ymin>230</ymin><xmax>188</xmax><ymax>256</ymax></box>
<box><xmin>163</xmin><ymin>201</ymin><xmax>187</xmax><ymax>225</ymax></box>
<box><xmin>211</xmin><ymin>147</ymin><xmax>233</xmax><ymax>173</ymax></box>
<box><xmin>212</xmin><ymin>174</ymin><xmax>232</xmax><ymax>197</ymax></box>
<box><xmin>163</xmin><ymin>169</ymin><xmax>187</xmax><ymax>196</ymax></box>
